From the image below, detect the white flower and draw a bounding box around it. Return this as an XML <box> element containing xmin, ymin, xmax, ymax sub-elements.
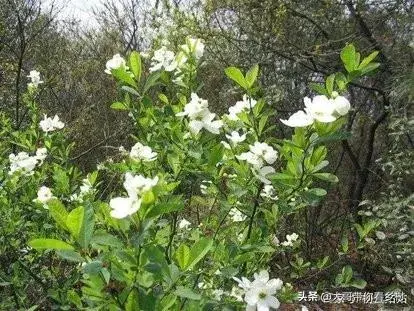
<box><xmin>80</xmin><ymin>178</ymin><xmax>93</xmax><ymax>195</ymax></box>
<box><xmin>332</xmin><ymin>95</ymin><xmax>351</xmax><ymax>116</ymax></box>
<box><xmin>105</xmin><ymin>54</ymin><xmax>127</xmax><ymax>74</ymax></box>
<box><xmin>234</xmin><ymin>270</ymin><xmax>283</xmax><ymax>311</ymax></box>
<box><xmin>129</xmin><ymin>142</ymin><xmax>157</xmax><ymax>162</ymax></box>
<box><xmin>229</xmin><ymin>208</ymin><xmax>247</xmax><ymax>222</ymax></box>
<box><xmin>123</xmin><ymin>172</ymin><xmax>158</xmax><ymax>198</ymax></box>
<box><xmin>226</xmin><ymin>131</ymin><xmax>247</xmax><ymax>145</ymax></box>
<box><xmin>177</xmin><ymin>93</ymin><xmax>223</xmax><ymax>135</ymax></box>
<box><xmin>221</xmin><ymin>141</ymin><xmax>231</xmax><ymax>149</ymax></box>
<box><xmin>212</xmin><ymin>289</ymin><xmax>224</xmax><ymax>300</ymax></box>
<box><xmin>261</xmin><ymin>185</ymin><xmax>278</xmax><ymax>200</ymax></box>
<box><xmin>250</xmin><ymin>142</ymin><xmax>278</xmax><ymax>165</ymax></box>
<box><xmin>280</xmin><ymin>110</ymin><xmax>314</xmax><ymax>127</ymax></box>
<box><xmin>227</xmin><ymin>95</ymin><xmax>257</xmax><ymax>121</ymax></box>
<box><xmin>35</xmin><ymin>148</ymin><xmax>47</xmax><ymax>163</ymax></box>
<box><xmin>178</xmin><ymin>218</ymin><xmax>191</xmax><ymax>229</ymax></box>
<box><xmin>27</xmin><ymin>70</ymin><xmax>43</xmax><ymax>88</ymax></box>
<box><xmin>253</xmin><ymin>166</ymin><xmax>275</xmax><ymax>184</ymax></box>
<box><xmin>281</xmin><ymin>95</ymin><xmax>351</xmax><ymax>128</ymax></box>
<box><xmin>181</xmin><ymin>37</ymin><xmax>205</xmax><ymax>59</ymax></box>
<box><xmin>281</xmin><ymin>233</ymin><xmax>299</xmax><ymax>247</ymax></box>
<box><xmin>149</xmin><ymin>46</ymin><xmax>177</xmax><ymax>72</ymax></box>
<box><xmin>304</xmin><ymin>96</ymin><xmax>336</xmax><ymax>123</ymax></box>
<box><xmin>36</xmin><ymin>186</ymin><xmax>53</xmax><ymax>204</ymax></box>
<box><xmin>9</xmin><ymin>152</ymin><xmax>39</xmax><ymax>175</ymax></box>
<box><xmin>189</xmin><ymin>112</ymin><xmax>223</xmax><ymax>135</ymax></box>
<box><xmin>176</xmin><ymin>93</ymin><xmax>209</xmax><ymax>119</ymax></box>
<box><xmin>237</xmin><ymin>142</ymin><xmax>278</xmax><ymax>170</ymax></box>
<box><xmin>39</xmin><ymin>114</ymin><xmax>64</xmax><ymax>132</ymax></box>
<box><xmin>109</xmin><ymin>197</ymin><xmax>141</xmax><ymax>219</ymax></box>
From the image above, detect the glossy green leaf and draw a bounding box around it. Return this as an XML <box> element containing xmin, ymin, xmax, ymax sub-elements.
<box><xmin>129</xmin><ymin>51</ymin><xmax>142</xmax><ymax>81</ymax></box>
<box><xmin>225</xmin><ymin>67</ymin><xmax>248</xmax><ymax>89</ymax></box>
<box><xmin>187</xmin><ymin>238</ymin><xmax>213</xmax><ymax>270</ymax></box>
<box><xmin>29</xmin><ymin>238</ymin><xmax>74</xmax><ymax>250</ymax></box>
<box><xmin>175</xmin><ymin>244</ymin><xmax>190</xmax><ymax>270</ymax></box>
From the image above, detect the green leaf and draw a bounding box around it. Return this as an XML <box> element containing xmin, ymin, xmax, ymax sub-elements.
<box><xmin>225</xmin><ymin>67</ymin><xmax>248</xmax><ymax>90</ymax></box>
<box><xmin>208</xmin><ymin>144</ymin><xmax>224</xmax><ymax>167</ymax></box>
<box><xmin>110</xmin><ymin>102</ymin><xmax>128</xmax><ymax>110</ymax></box>
<box><xmin>111</xmin><ymin>68</ymin><xmax>137</xmax><ymax>88</ymax></box>
<box><xmin>359</xmin><ymin>62</ymin><xmax>380</xmax><ymax>75</ymax></box>
<box><xmin>141</xmin><ymin>191</ymin><xmax>155</xmax><ymax>205</ymax></box>
<box><xmin>313</xmin><ymin>172</ymin><xmax>339</xmax><ymax>183</ymax></box>
<box><xmin>175</xmin><ymin>244</ymin><xmax>190</xmax><ymax>270</ymax></box>
<box><xmin>48</xmin><ymin>199</ymin><xmax>68</xmax><ymax>230</ymax></box>
<box><xmin>174</xmin><ymin>287</ymin><xmax>201</xmax><ymax>300</ymax></box>
<box><xmin>187</xmin><ymin>238</ymin><xmax>213</xmax><ymax>270</ymax></box>
<box><xmin>83</xmin><ymin>261</ymin><xmax>103</xmax><ymax>275</ymax></box>
<box><xmin>245</xmin><ymin>64</ymin><xmax>259</xmax><ymax>88</ymax></box>
<box><xmin>91</xmin><ymin>232</ymin><xmax>122</xmax><ymax>248</ymax></box>
<box><xmin>158</xmin><ymin>93</ymin><xmax>169</xmax><ymax>104</ymax></box>
<box><xmin>309</xmin><ymin>83</ymin><xmax>328</xmax><ymax>95</ymax></box>
<box><xmin>359</xmin><ymin>51</ymin><xmax>379</xmax><ymax>69</ymax></box>
<box><xmin>56</xmin><ymin>250</ymin><xmax>84</xmax><ymax>262</ymax></box>
<box><xmin>335</xmin><ymin>72</ymin><xmax>348</xmax><ymax>91</ymax></box>
<box><xmin>29</xmin><ymin>238</ymin><xmax>74</xmax><ymax>250</ymax></box>
<box><xmin>129</xmin><ymin>51</ymin><xmax>142</xmax><ymax>81</ymax></box>
<box><xmin>121</xmin><ymin>86</ymin><xmax>140</xmax><ymax>97</ymax></box>
<box><xmin>341</xmin><ymin>235</ymin><xmax>349</xmax><ymax>253</ymax></box>
<box><xmin>159</xmin><ymin>294</ymin><xmax>177</xmax><ymax>311</ymax></box>
<box><xmin>340</xmin><ymin>44</ymin><xmax>356</xmax><ymax>73</ymax></box>
<box><xmin>258</xmin><ymin>115</ymin><xmax>269</xmax><ymax>136</ymax></box>
<box><xmin>66</xmin><ymin>205</ymin><xmax>94</xmax><ymax>248</ymax></box>
<box><xmin>342</xmin><ymin>265</ymin><xmax>353</xmax><ymax>283</ymax></box>
<box><xmin>66</xmin><ymin>206</ymin><xmax>84</xmax><ymax>239</ymax></box>
<box><xmin>79</xmin><ymin>205</ymin><xmax>95</xmax><ymax>248</ymax></box>
<box><xmin>325</xmin><ymin>74</ymin><xmax>335</xmax><ymax>96</ymax></box>
<box><xmin>143</xmin><ymin>71</ymin><xmax>162</xmax><ymax>94</ymax></box>
<box><xmin>308</xmin><ymin>188</ymin><xmax>327</xmax><ymax>197</ymax></box>
<box><xmin>351</xmin><ymin>279</ymin><xmax>367</xmax><ymax>289</ymax></box>
<box><xmin>146</xmin><ymin>201</ymin><xmax>184</xmax><ymax>218</ymax></box>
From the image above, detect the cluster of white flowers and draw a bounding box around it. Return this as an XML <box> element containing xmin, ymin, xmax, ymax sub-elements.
<box><xmin>129</xmin><ymin>142</ymin><xmax>157</xmax><ymax>162</ymax></box>
<box><xmin>226</xmin><ymin>95</ymin><xmax>257</xmax><ymax>121</ymax></box>
<box><xmin>261</xmin><ymin>184</ymin><xmax>278</xmax><ymax>200</ymax></box>
<box><xmin>229</xmin><ymin>208</ymin><xmax>247</xmax><ymax>222</ymax></box>
<box><xmin>35</xmin><ymin>186</ymin><xmax>54</xmax><ymax>205</ymax></box>
<box><xmin>280</xmin><ymin>94</ymin><xmax>350</xmax><ymax>127</ymax></box>
<box><xmin>237</xmin><ymin>142</ymin><xmax>278</xmax><ymax>184</ymax></box>
<box><xmin>39</xmin><ymin>115</ymin><xmax>65</xmax><ymax>133</ymax></box>
<box><xmin>281</xmin><ymin>233</ymin><xmax>299</xmax><ymax>247</ymax></box>
<box><xmin>149</xmin><ymin>46</ymin><xmax>178</xmax><ymax>72</ymax></box>
<box><xmin>27</xmin><ymin>70</ymin><xmax>43</xmax><ymax>88</ymax></box>
<box><xmin>9</xmin><ymin>148</ymin><xmax>47</xmax><ymax>175</ymax></box>
<box><xmin>105</xmin><ymin>54</ymin><xmax>128</xmax><ymax>74</ymax></box>
<box><xmin>233</xmin><ymin>270</ymin><xmax>283</xmax><ymax>311</ymax></box>
<box><xmin>109</xmin><ymin>173</ymin><xmax>158</xmax><ymax>219</ymax></box>
<box><xmin>176</xmin><ymin>93</ymin><xmax>223</xmax><ymax>135</ymax></box>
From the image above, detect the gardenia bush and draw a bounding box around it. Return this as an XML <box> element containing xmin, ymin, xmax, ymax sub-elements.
<box><xmin>1</xmin><ymin>38</ymin><xmax>385</xmax><ymax>310</ymax></box>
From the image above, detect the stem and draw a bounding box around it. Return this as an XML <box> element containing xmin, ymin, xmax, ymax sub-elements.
<box><xmin>246</xmin><ymin>183</ymin><xmax>264</xmax><ymax>241</ymax></box>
